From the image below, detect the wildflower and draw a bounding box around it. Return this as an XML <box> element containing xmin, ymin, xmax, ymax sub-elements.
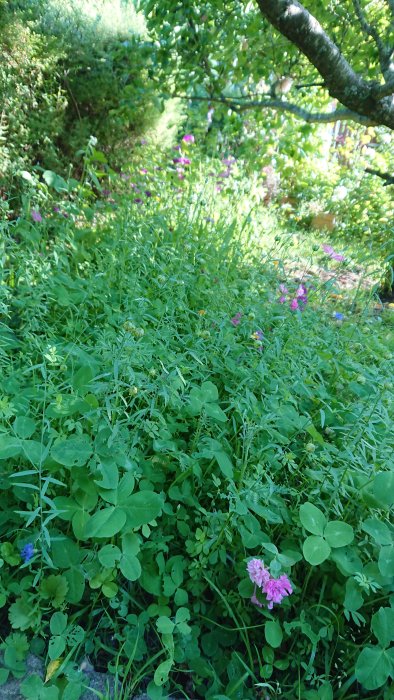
<box><xmin>247</xmin><ymin>558</ymin><xmax>270</xmax><ymax>588</ymax></box>
<box><xmin>21</xmin><ymin>543</ymin><xmax>34</xmax><ymax>563</ymax></box>
<box><xmin>182</xmin><ymin>134</ymin><xmax>195</xmax><ymax>143</ymax></box>
<box><xmin>222</xmin><ymin>157</ymin><xmax>236</xmax><ymax>166</ymax></box>
<box><xmin>140</xmin><ymin>168</ymin><xmax>148</xmax><ymax>174</ymax></box>
<box><xmin>101</xmin><ymin>189</ymin><xmax>111</xmax><ymax>197</ymax></box>
<box><xmin>230</xmin><ymin>312</ymin><xmax>242</xmax><ymax>327</ymax></box>
<box><xmin>53</xmin><ymin>206</ymin><xmax>60</xmax><ymax>213</ymax></box>
<box><xmin>273</xmin><ymin>260</ymin><xmax>279</xmax><ymax>267</ymax></box>
<box><xmin>145</xmin><ymin>190</ymin><xmax>152</xmax><ymax>198</ymax></box>
<box><xmin>198</xmin><ymin>310</ymin><xmax>206</xmax><ymax>316</ymax></box>
<box><xmin>173</xmin><ymin>157</ymin><xmax>191</xmax><ymax>165</ymax></box>
<box><xmin>251</xmin><ymin>330</ymin><xmax>264</xmax><ymax>342</ymax></box>
<box><xmin>134</xmin><ymin>198</ymin><xmax>143</xmax><ymax>204</ymax></box>
<box><xmin>322</xmin><ymin>244</ymin><xmax>345</xmax><ymax>262</ymax></box>
<box><xmin>333</xmin><ymin>311</ymin><xmax>344</xmax><ymax>320</ymax></box>
<box><xmin>290</xmin><ymin>298</ymin><xmax>299</xmax><ymax>311</ymax></box>
<box><xmin>31</xmin><ymin>210</ymin><xmax>43</xmax><ymax>223</ymax></box>
<box><xmin>262</xmin><ymin>574</ymin><xmax>293</xmax><ymax>609</ymax></box>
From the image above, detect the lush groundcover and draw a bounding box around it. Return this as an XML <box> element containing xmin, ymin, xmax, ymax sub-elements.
<box><xmin>0</xmin><ymin>143</ymin><xmax>393</xmax><ymax>700</ymax></box>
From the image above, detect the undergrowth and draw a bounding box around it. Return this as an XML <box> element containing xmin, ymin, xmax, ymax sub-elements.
<box><xmin>0</xmin><ymin>145</ymin><xmax>393</xmax><ymax>700</ymax></box>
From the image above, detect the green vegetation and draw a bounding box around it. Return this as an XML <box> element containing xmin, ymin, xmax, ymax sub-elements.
<box><xmin>0</xmin><ymin>1</ymin><xmax>393</xmax><ymax>699</ymax></box>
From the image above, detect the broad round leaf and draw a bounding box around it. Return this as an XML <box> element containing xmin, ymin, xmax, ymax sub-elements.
<box><xmin>85</xmin><ymin>507</ymin><xmax>126</xmax><ymax>538</ymax></box>
<box><xmin>299</xmin><ymin>502</ymin><xmax>327</xmax><ymax>536</ymax></box>
<box><xmin>373</xmin><ymin>472</ymin><xmax>394</xmax><ymax>507</ymax></box>
<box><xmin>303</xmin><ymin>536</ymin><xmax>331</xmax><ymax>565</ymax></box>
<box><xmin>355</xmin><ymin>646</ymin><xmax>392</xmax><ymax>690</ymax></box>
<box><xmin>124</xmin><ymin>491</ymin><xmax>163</xmax><ymax>528</ymax></box>
<box><xmin>324</xmin><ymin>521</ymin><xmax>354</xmax><ymax>548</ymax></box>
<box><xmin>13</xmin><ymin>416</ymin><xmax>36</xmax><ymax>439</ymax></box>
<box><xmin>154</xmin><ymin>659</ymin><xmax>173</xmax><ymax>687</ymax></box>
<box><xmin>371</xmin><ymin>607</ymin><xmax>394</xmax><ymax>648</ymax></box>
<box><xmin>378</xmin><ymin>545</ymin><xmax>394</xmax><ymax>577</ymax></box>
<box><xmin>119</xmin><ymin>553</ymin><xmax>141</xmax><ymax>581</ymax></box>
<box><xmin>265</xmin><ymin>620</ymin><xmax>283</xmax><ymax>648</ymax></box>
<box><xmin>51</xmin><ymin>436</ymin><xmax>92</xmax><ymax>468</ymax></box>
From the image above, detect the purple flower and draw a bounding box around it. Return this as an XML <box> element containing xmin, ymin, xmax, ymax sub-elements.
<box><xmin>322</xmin><ymin>244</ymin><xmax>345</xmax><ymax>262</ymax></box>
<box><xmin>140</xmin><ymin>168</ymin><xmax>148</xmax><ymax>174</ymax></box>
<box><xmin>134</xmin><ymin>198</ymin><xmax>143</xmax><ymax>204</ymax></box>
<box><xmin>173</xmin><ymin>157</ymin><xmax>191</xmax><ymax>165</ymax></box>
<box><xmin>173</xmin><ymin>145</ymin><xmax>181</xmax><ymax>151</ymax></box>
<box><xmin>101</xmin><ymin>189</ymin><xmax>111</xmax><ymax>197</ymax></box>
<box><xmin>290</xmin><ymin>299</ymin><xmax>299</xmax><ymax>311</ymax></box>
<box><xmin>251</xmin><ymin>330</ymin><xmax>264</xmax><ymax>342</ymax></box>
<box><xmin>31</xmin><ymin>210</ymin><xmax>43</xmax><ymax>223</ymax></box>
<box><xmin>222</xmin><ymin>157</ymin><xmax>236</xmax><ymax>167</ymax></box>
<box><xmin>140</xmin><ymin>139</ymin><xmax>147</xmax><ymax>145</ymax></box>
<box><xmin>21</xmin><ymin>543</ymin><xmax>34</xmax><ymax>563</ymax></box>
<box><xmin>230</xmin><ymin>312</ymin><xmax>242</xmax><ymax>327</ymax></box>
<box><xmin>247</xmin><ymin>559</ymin><xmax>270</xmax><ymax>588</ymax></box>
<box><xmin>250</xmin><ymin>592</ymin><xmax>263</xmax><ymax>608</ymax></box>
<box><xmin>53</xmin><ymin>206</ymin><xmax>60</xmax><ymax>213</ymax></box>
<box><xmin>262</xmin><ymin>574</ymin><xmax>293</xmax><ymax>610</ymax></box>
<box><xmin>218</xmin><ymin>170</ymin><xmax>231</xmax><ymax>178</ymax></box>
<box><xmin>182</xmin><ymin>134</ymin><xmax>195</xmax><ymax>143</ymax></box>
<box><xmin>145</xmin><ymin>190</ymin><xmax>152</xmax><ymax>197</ymax></box>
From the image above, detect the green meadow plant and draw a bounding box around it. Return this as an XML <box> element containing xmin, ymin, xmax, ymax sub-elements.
<box><xmin>0</xmin><ymin>143</ymin><xmax>393</xmax><ymax>699</ymax></box>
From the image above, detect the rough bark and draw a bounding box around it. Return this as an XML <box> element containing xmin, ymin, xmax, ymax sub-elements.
<box><xmin>256</xmin><ymin>0</ymin><xmax>394</xmax><ymax>130</ymax></box>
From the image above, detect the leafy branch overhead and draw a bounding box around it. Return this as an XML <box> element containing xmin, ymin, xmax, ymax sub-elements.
<box><xmin>146</xmin><ymin>0</ymin><xmax>394</xmax><ymax>129</ymax></box>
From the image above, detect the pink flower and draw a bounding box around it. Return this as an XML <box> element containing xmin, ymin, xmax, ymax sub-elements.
<box><xmin>230</xmin><ymin>312</ymin><xmax>242</xmax><ymax>327</ymax></box>
<box><xmin>290</xmin><ymin>299</ymin><xmax>299</xmax><ymax>310</ymax></box>
<box><xmin>247</xmin><ymin>559</ymin><xmax>270</xmax><ymax>588</ymax></box>
<box><xmin>173</xmin><ymin>157</ymin><xmax>191</xmax><ymax>165</ymax></box>
<box><xmin>279</xmin><ymin>296</ymin><xmax>287</xmax><ymax>304</ymax></box>
<box><xmin>31</xmin><ymin>210</ymin><xmax>43</xmax><ymax>223</ymax></box>
<box><xmin>295</xmin><ymin>284</ymin><xmax>307</xmax><ymax>299</ymax></box>
<box><xmin>262</xmin><ymin>574</ymin><xmax>293</xmax><ymax>610</ymax></box>
<box><xmin>322</xmin><ymin>244</ymin><xmax>345</xmax><ymax>262</ymax></box>
<box><xmin>279</xmin><ymin>284</ymin><xmax>288</xmax><ymax>294</ymax></box>
<box><xmin>182</xmin><ymin>134</ymin><xmax>195</xmax><ymax>143</ymax></box>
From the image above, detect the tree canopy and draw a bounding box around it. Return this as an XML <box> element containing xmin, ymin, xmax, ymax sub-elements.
<box><xmin>144</xmin><ymin>0</ymin><xmax>394</xmax><ymax>130</ymax></box>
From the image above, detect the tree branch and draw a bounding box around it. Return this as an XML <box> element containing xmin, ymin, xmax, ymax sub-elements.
<box><xmin>171</xmin><ymin>92</ymin><xmax>375</xmax><ymax>125</ymax></box>
<box><xmin>255</xmin><ymin>0</ymin><xmax>394</xmax><ymax>130</ymax></box>
<box><xmin>371</xmin><ymin>77</ymin><xmax>394</xmax><ymax>98</ymax></box>
<box><xmin>365</xmin><ymin>167</ymin><xmax>394</xmax><ymax>185</ymax></box>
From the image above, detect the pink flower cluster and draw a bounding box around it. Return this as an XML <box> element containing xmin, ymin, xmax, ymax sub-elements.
<box><xmin>322</xmin><ymin>244</ymin><xmax>345</xmax><ymax>262</ymax></box>
<box><xmin>230</xmin><ymin>312</ymin><xmax>242</xmax><ymax>327</ymax></box>
<box><xmin>279</xmin><ymin>283</ymin><xmax>308</xmax><ymax>311</ymax></box>
<box><xmin>247</xmin><ymin>558</ymin><xmax>293</xmax><ymax>610</ymax></box>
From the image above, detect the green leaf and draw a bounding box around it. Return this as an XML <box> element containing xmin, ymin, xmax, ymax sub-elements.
<box><xmin>124</xmin><ymin>491</ymin><xmax>163</xmax><ymax>528</ymax></box>
<box><xmin>154</xmin><ymin>658</ymin><xmax>173</xmax><ymax>686</ymax></box>
<box><xmin>50</xmin><ymin>612</ymin><xmax>67</xmax><ymax>636</ymax></box>
<box><xmin>94</xmin><ymin>460</ymin><xmax>119</xmax><ymax>490</ymax></box>
<box><xmin>51</xmin><ymin>436</ymin><xmax>92</xmax><ymax>468</ymax></box>
<box><xmin>299</xmin><ymin>503</ymin><xmax>327</xmax><ymax>536</ymax></box>
<box><xmin>200</xmin><ymin>381</ymin><xmax>218</xmax><ymax>403</ymax></box>
<box><xmin>64</xmin><ymin>568</ymin><xmax>85</xmax><ymax>604</ymax></box>
<box><xmin>378</xmin><ymin>545</ymin><xmax>394</xmax><ymax>577</ymax></box>
<box><xmin>175</xmin><ymin>607</ymin><xmax>190</xmax><ymax>624</ymax></box>
<box><xmin>119</xmin><ymin>553</ymin><xmax>141</xmax><ymax>581</ymax></box>
<box><xmin>324</xmin><ymin>521</ymin><xmax>354</xmax><ymax>548</ymax></box>
<box><xmin>204</xmin><ymin>402</ymin><xmax>227</xmax><ymax>422</ymax></box>
<box><xmin>373</xmin><ymin>472</ymin><xmax>394</xmax><ymax>507</ymax></box>
<box><xmin>85</xmin><ymin>507</ymin><xmax>126</xmax><ymax>538</ymax></box>
<box><xmin>40</xmin><ymin>575</ymin><xmax>68</xmax><ymax>608</ymax></box>
<box><xmin>265</xmin><ymin>620</ymin><xmax>283</xmax><ymax>648</ymax></box>
<box><xmin>214</xmin><ymin>451</ymin><xmax>233</xmax><ymax>478</ymax></box>
<box><xmin>303</xmin><ymin>536</ymin><xmax>331</xmax><ymax>565</ymax></box>
<box><xmin>355</xmin><ymin>646</ymin><xmax>392</xmax><ymax>690</ymax></box>
<box><xmin>0</xmin><ymin>435</ymin><xmax>21</xmax><ymax>459</ymax></box>
<box><xmin>156</xmin><ymin>616</ymin><xmax>175</xmax><ymax>635</ymax></box>
<box><xmin>48</xmin><ymin>635</ymin><xmax>66</xmax><ymax>660</ymax></box>
<box><xmin>98</xmin><ymin>544</ymin><xmax>121</xmax><ymax>568</ymax></box>
<box><xmin>306</xmin><ymin>424</ymin><xmax>325</xmax><ymax>446</ymax></box>
<box><xmin>13</xmin><ymin>416</ymin><xmax>36</xmax><ymax>439</ymax></box>
<box><xmin>362</xmin><ymin>518</ymin><xmax>392</xmax><ymax>546</ymax></box>
<box><xmin>371</xmin><ymin>608</ymin><xmax>394</xmax><ymax>648</ymax></box>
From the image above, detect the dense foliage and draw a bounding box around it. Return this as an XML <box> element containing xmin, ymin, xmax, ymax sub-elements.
<box><xmin>0</xmin><ymin>140</ymin><xmax>393</xmax><ymax>699</ymax></box>
<box><xmin>0</xmin><ymin>1</ymin><xmax>393</xmax><ymax>699</ymax></box>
